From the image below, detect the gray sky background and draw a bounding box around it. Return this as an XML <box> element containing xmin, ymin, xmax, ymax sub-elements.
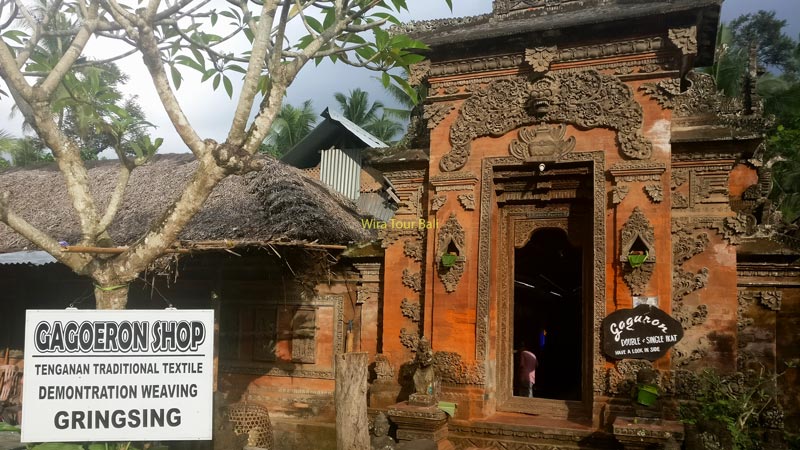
<box><xmin>1</xmin><ymin>0</ymin><xmax>798</xmax><ymax>153</ymax></box>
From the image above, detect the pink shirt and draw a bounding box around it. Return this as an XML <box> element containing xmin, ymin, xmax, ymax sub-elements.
<box><xmin>518</xmin><ymin>350</ymin><xmax>538</xmax><ymax>384</ymax></box>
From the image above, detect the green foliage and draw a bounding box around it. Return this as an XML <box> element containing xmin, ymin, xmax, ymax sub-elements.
<box><xmin>729</xmin><ymin>11</ymin><xmax>798</xmax><ymax>75</ymax></box>
<box><xmin>259</xmin><ymin>100</ymin><xmax>318</xmax><ymax>157</ymax></box>
<box><xmin>0</xmin><ymin>136</ymin><xmax>53</xmax><ymax>167</ymax></box>
<box><xmin>333</xmin><ymin>88</ymin><xmax>404</xmax><ymax>142</ymax></box>
<box><xmin>680</xmin><ymin>368</ymin><xmax>781</xmax><ymax>450</ymax></box>
<box><xmin>709</xmin><ymin>11</ymin><xmax>800</xmax><ymax>224</ymax></box>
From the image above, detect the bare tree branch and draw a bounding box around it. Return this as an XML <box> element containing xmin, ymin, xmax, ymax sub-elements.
<box><xmin>226</xmin><ymin>0</ymin><xmax>280</xmax><ymax>145</ymax></box>
<box><xmin>0</xmin><ymin>192</ymin><xmax>94</xmax><ymax>274</ymax></box>
<box><xmin>96</xmin><ymin>161</ymin><xmax>132</xmax><ymax>235</ymax></box>
<box><xmin>137</xmin><ymin>23</ymin><xmax>207</xmax><ymax>157</ymax></box>
<box><xmin>111</xmin><ymin>156</ymin><xmax>227</xmax><ymax>279</ymax></box>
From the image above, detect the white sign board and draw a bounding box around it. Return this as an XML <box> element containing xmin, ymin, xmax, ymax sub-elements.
<box><xmin>22</xmin><ymin>309</ymin><xmax>214</xmax><ymax>442</ymax></box>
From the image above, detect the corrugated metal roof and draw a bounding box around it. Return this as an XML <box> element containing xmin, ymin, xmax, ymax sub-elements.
<box><xmin>325</xmin><ymin>109</ymin><xmax>388</xmax><ymax>149</ymax></box>
<box><xmin>356</xmin><ymin>193</ymin><xmax>397</xmax><ymax>222</ymax></box>
<box><xmin>281</xmin><ymin>108</ymin><xmax>387</xmax><ymax>168</ymax></box>
<box><xmin>0</xmin><ymin>250</ymin><xmax>57</xmax><ymax>266</ymax></box>
<box><xmin>320</xmin><ymin>147</ymin><xmax>362</xmax><ymax>201</ymax></box>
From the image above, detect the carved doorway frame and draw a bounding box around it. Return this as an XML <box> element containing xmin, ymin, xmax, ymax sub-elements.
<box><xmin>478</xmin><ymin>152</ymin><xmax>605</xmax><ymax>419</ymax></box>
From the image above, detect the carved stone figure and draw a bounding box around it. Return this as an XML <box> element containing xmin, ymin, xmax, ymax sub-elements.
<box><xmin>371</xmin><ymin>412</ymin><xmax>396</xmax><ymax>450</ymax></box>
<box><xmin>410</xmin><ymin>336</ymin><xmax>437</xmax><ymax>406</ymax></box>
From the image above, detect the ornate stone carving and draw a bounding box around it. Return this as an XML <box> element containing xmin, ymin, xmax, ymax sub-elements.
<box><xmin>674</xmin><ymin>303</ymin><xmax>708</xmax><ymax>330</ymax></box>
<box><xmin>642</xmin><ymin>72</ymin><xmax>771</xmax><ymax>135</ymax></box>
<box><xmin>402</xmin><ymin>269</ymin><xmax>422</xmax><ymax>292</ymax></box>
<box><xmin>644</xmin><ymin>184</ymin><xmax>663</xmax><ymax>203</ymax></box>
<box><xmin>524</xmin><ymin>46</ymin><xmax>557</xmax><ymax>73</ymax></box>
<box><xmin>373</xmin><ymin>354</ymin><xmax>395</xmax><ymax>383</ymax></box>
<box><xmin>407</xmin><ymin>60</ymin><xmax>431</xmax><ymax>86</ymax></box>
<box><xmin>672</xmin><ymin>229</ymin><xmax>709</xmax><ymax>265</ymax></box>
<box><xmin>612</xmin><ymin>185</ymin><xmax>629</xmax><ymax>205</ymax></box>
<box><xmin>485</xmin><ymin>152</ymin><xmax>607</xmax><ymax>399</ymax></box>
<box><xmin>433</xmin><ymin>352</ymin><xmax>485</xmax><ymax>385</ymax></box>
<box><xmin>441</xmin><ymin>70</ymin><xmax>651</xmax><ymax>172</ymax></box>
<box><xmin>672</xmin><ymin>336</ymin><xmax>711</xmax><ymax>367</ymax></box>
<box><xmin>609</xmin><ymin>161</ymin><xmax>666</xmax><ymax>183</ymax></box>
<box><xmin>436</xmin><ymin>213</ymin><xmax>466</xmax><ymax>293</ymax></box>
<box><xmin>739</xmin><ymin>290</ymin><xmax>783</xmax><ymax>315</ymax></box>
<box><xmin>457</xmin><ymin>193</ymin><xmax>475</xmax><ymax>211</ymax></box>
<box><xmin>668</xmin><ymin>26</ymin><xmax>698</xmax><ymax>56</ymax></box>
<box><xmin>672</xmin><ymin>267</ymin><xmax>709</xmax><ymax>302</ymax></box>
<box><xmin>431</xmin><ymin>195</ymin><xmax>447</xmax><ymax>211</ymax></box>
<box><xmin>714</xmin><ymin>214</ymin><xmax>754</xmax><ymax>245</ymax></box>
<box><xmin>623</xmin><ymin>264</ymin><xmax>655</xmax><ymax>297</ymax></box>
<box><xmin>291</xmin><ymin>307</ymin><xmax>317</xmax><ymax>363</ymax></box>
<box><xmin>509</xmin><ymin>123</ymin><xmax>575</xmax><ymax>162</ymax></box>
<box><xmin>620</xmin><ymin>207</ymin><xmax>656</xmax><ymax>264</ymax></box>
<box><xmin>400</xmin><ymin>328</ymin><xmax>420</xmax><ymax>351</ymax></box>
<box><xmin>612</xmin><ymin>216</ymin><xmax>647</xmax><ymax>269</ymax></box>
<box><xmin>423</xmin><ymin>102</ymin><xmax>455</xmax><ymax>130</ymax></box>
<box><xmin>639</xmin><ymin>78</ymin><xmax>681</xmax><ymax>108</ymax></box>
<box><xmin>403</xmin><ymin>239</ymin><xmax>423</xmax><ymax>262</ymax></box>
<box><xmin>401</xmin><ymin>298</ymin><xmax>421</xmax><ymax>322</ymax></box>
<box><xmin>760</xmin><ymin>291</ymin><xmax>783</xmax><ymax>311</ymax></box>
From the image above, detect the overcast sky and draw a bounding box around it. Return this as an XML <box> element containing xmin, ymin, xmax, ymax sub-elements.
<box><xmin>1</xmin><ymin>0</ymin><xmax>798</xmax><ymax>153</ymax></box>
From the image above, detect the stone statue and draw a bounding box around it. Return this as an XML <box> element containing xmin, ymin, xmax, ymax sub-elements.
<box><xmin>370</xmin><ymin>412</ymin><xmax>396</xmax><ymax>450</ymax></box>
<box><xmin>410</xmin><ymin>336</ymin><xmax>437</xmax><ymax>406</ymax></box>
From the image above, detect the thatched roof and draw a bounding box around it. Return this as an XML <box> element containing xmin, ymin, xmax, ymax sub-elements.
<box><xmin>0</xmin><ymin>154</ymin><xmax>373</xmax><ymax>253</ymax></box>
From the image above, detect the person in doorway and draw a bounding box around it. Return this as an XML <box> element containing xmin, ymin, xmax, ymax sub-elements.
<box><xmin>517</xmin><ymin>342</ymin><xmax>538</xmax><ymax>397</ymax></box>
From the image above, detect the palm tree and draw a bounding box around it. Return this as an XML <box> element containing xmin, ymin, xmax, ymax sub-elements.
<box><xmin>260</xmin><ymin>100</ymin><xmax>317</xmax><ymax>157</ymax></box>
<box><xmin>333</xmin><ymin>88</ymin><xmax>384</xmax><ymax>127</ymax></box>
<box><xmin>364</xmin><ymin>113</ymin><xmax>404</xmax><ymax>143</ymax></box>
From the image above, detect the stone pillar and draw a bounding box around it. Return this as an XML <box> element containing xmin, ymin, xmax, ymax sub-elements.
<box><xmin>354</xmin><ymin>262</ymin><xmax>382</xmax><ymax>356</ymax></box>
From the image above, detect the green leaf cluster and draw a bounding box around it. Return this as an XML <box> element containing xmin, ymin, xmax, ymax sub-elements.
<box><xmin>679</xmin><ymin>368</ymin><xmax>785</xmax><ymax>450</ymax></box>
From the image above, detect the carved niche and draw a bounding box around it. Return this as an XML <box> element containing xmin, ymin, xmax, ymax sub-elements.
<box><xmin>509</xmin><ymin>123</ymin><xmax>575</xmax><ymax>162</ymax></box>
<box><xmin>291</xmin><ymin>307</ymin><xmax>317</xmax><ymax>364</ymax></box>
<box><xmin>437</xmin><ymin>213</ymin><xmax>466</xmax><ymax>293</ymax></box>
<box><xmin>620</xmin><ymin>207</ymin><xmax>656</xmax><ymax>296</ymax></box>
<box><xmin>441</xmin><ymin>70</ymin><xmax>652</xmax><ymax>172</ymax></box>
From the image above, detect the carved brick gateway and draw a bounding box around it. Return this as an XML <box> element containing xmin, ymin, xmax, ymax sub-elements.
<box><xmin>440</xmin><ymin>69</ymin><xmax>652</xmax><ymax>172</ymax></box>
<box><xmin>488</xmin><ymin>152</ymin><xmax>607</xmax><ymax>418</ymax></box>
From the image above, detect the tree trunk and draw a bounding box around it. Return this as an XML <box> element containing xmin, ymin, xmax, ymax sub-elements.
<box><xmin>94</xmin><ymin>284</ymin><xmax>129</xmax><ymax>310</ymax></box>
<box><xmin>335</xmin><ymin>352</ymin><xmax>369</xmax><ymax>450</ymax></box>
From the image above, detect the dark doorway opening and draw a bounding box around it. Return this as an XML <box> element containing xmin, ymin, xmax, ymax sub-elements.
<box><xmin>513</xmin><ymin>228</ymin><xmax>582</xmax><ymax>401</ymax></box>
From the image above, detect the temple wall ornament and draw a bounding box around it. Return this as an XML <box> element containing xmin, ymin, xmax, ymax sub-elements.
<box><xmin>441</xmin><ymin>70</ymin><xmax>652</xmax><ymax>172</ymax></box>
<box><xmin>619</xmin><ymin>207</ymin><xmax>656</xmax><ymax>296</ymax></box>
<box><xmin>401</xmin><ymin>298</ymin><xmax>421</xmax><ymax>322</ymax></box>
<box><xmin>402</xmin><ymin>269</ymin><xmax>422</xmax><ymax>292</ymax></box>
<box><xmin>400</xmin><ymin>328</ymin><xmax>420</xmax><ymax>351</ymax></box>
<box><xmin>437</xmin><ymin>212</ymin><xmax>466</xmax><ymax>293</ymax></box>
<box><xmin>373</xmin><ymin>354</ymin><xmax>395</xmax><ymax>382</ymax></box>
<box><xmin>640</xmin><ymin>71</ymin><xmax>771</xmax><ymax>135</ymax></box>
<box><xmin>423</xmin><ymin>102</ymin><xmax>455</xmax><ymax>130</ymax></box>
<box><xmin>644</xmin><ymin>184</ymin><xmax>664</xmax><ymax>203</ymax></box>
<box><xmin>433</xmin><ymin>351</ymin><xmax>485</xmax><ymax>385</ymax></box>
<box><xmin>403</xmin><ymin>239</ymin><xmax>423</xmax><ymax>262</ymax></box>
<box><xmin>672</xmin><ymin>267</ymin><xmax>709</xmax><ymax>303</ymax></box>
<box><xmin>457</xmin><ymin>193</ymin><xmax>476</xmax><ymax>211</ymax></box>
<box><xmin>509</xmin><ymin>123</ymin><xmax>576</xmax><ymax>162</ymax></box>
<box><xmin>291</xmin><ymin>307</ymin><xmax>317</xmax><ymax>364</ymax></box>
<box><xmin>524</xmin><ymin>46</ymin><xmax>558</xmax><ymax>73</ymax></box>
<box><xmin>612</xmin><ymin>185</ymin><xmax>629</xmax><ymax>205</ymax></box>
<box><xmin>407</xmin><ymin>60</ymin><xmax>431</xmax><ymax>86</ymax></box>
<box><xmin>668</xmin><ymin>26</ymin><xmax>698</xmax><ymax>56</ymax></box>
<box><xmin>431</xmin><ymin>195</ymin><xmax>447</xmax><ymax>211</ymax></box>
